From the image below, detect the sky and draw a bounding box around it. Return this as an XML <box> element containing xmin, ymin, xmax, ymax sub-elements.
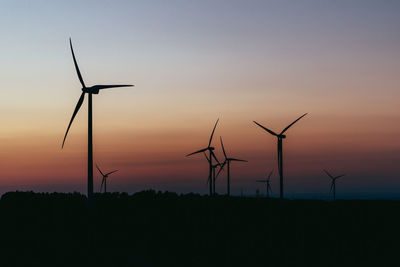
<box><xmin>0</xmin><ymin>0</ymin><xmax>399</xmax><ymax>199</ymax></box>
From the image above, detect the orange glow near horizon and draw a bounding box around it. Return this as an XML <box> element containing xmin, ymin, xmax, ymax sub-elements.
<box><xmin>1</xmin><ymin>109</ymin><xmax>399</xmax><ymax>196</ymax></box>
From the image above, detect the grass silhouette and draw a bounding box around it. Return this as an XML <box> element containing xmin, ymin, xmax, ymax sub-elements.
<box><xmin>0</xmin><ymin>190</ymin><xmax>398</xmax><ymax>267</ymax></box>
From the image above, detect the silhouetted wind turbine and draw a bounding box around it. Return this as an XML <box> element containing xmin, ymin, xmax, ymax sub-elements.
<box><xmin>62</xmin><ymin>38</ymin><xmax>133</xmax><ymax>205</ymax></box>
<box><xmin>324</xmin><ymin>170</ymin><xmax>345</xmax><ymax>201</ymax></box>
<box><xmin>186</xmin><ymin>119</ymin><xmax>219</xmax><ymax>196</ymax></box>
<box><xmin>96</xmin><ymin>164</ymin><xmax>118</xmax><ymax>193</ymax></box>
<box><xmin>256</xmin><ymin>170</ymin><xmax>273</xmax><ymax>198</ymax></box>
<box><xmin>253</xmin><ymin>113</ymin><xmax>307</xmax><ymax>201</ymax></box>
<box><xmin>217</xmin><ymin>137</ymin><xmax>247</xmax><ymax>196</ymax></box>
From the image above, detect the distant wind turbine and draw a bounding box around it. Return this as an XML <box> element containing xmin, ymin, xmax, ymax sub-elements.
<box><xmin>323</xmin><ymin>170</ymin><xmax>345</xmax><ymax>201</ymax></box>
<box><xmin>62</xmin><ymin>38</ymin><xmax>133</xmax><ymax>205</ymax></box>
<box><xmin>217</xmin><ymin>137</ymin><xmax>247</xmax><ymax>196</ymax></box>
<box><xmin>186</xmin><ymin>119</ymin><xmax>219</xmax><ymax>196</ymax></box>
<box><xmin>96</xmin><ymin>164</ymin><xmax>118</xmax><ymax>193</ymax></box>
<box><xmin>253</xmin><ymin>113</ymin><xmax>307</xmax><ymax>201</ymax></box>
<box><xmin>256</xmin><ymin>170</ymin><xmax>273</xmax><ymax>198</ymax></box>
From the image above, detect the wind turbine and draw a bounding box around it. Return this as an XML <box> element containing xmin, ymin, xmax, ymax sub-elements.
<box><xmin>324</xmin><ymin>170</ymin><xmax>345</xmax><ymax>201</ymax></box>
<box><xmin>253</xmin><ymin>113</ymin><xmax>307</xmax><ymax>201</ymax></box>
<box><xmin>186</xmin><ymin>119</ymin><xmax>219</xmax><ymax>196</ymax></box>
<box><xmin>203</xmin><ymin>152</ymin><xmax>221</xmax><ymax>195</ymax></box>
<box><xmin>96</xmin><ymin>164</ymin><xmax>119</xmax><ymax>193</ymax></box>
<box><xmin>256</xmin><ymin>170</ymin><xmax>273</xmax><ymax>198</ymax></box>
<box><xmin>62</xmin><ymin>38</ymin><xmax>133</xmax><ymax>206</ymax></box>
<box><xmin>217</xmin><ymin>137</ymin><xmax>247</xmax><ymax>196</ymax></box>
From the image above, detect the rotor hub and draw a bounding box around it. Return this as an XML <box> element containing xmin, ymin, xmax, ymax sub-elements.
<box><xmin>82</xmin><ymin>87</ymin><xmax>100</xmax><ymax>94</ymax></box>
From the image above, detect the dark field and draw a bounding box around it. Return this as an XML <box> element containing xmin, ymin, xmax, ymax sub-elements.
<box><xmin>0</xmin><ymin>191</ymin><xmax>398</xmax><ymax>267</ymax></box>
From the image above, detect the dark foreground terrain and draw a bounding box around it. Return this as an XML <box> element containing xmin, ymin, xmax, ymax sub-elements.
<box><xmin>0</xmin><ymin>191</ymin><xmax>398</xmax><ymax>267</ymax></box>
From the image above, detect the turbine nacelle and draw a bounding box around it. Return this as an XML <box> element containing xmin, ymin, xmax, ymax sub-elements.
<box><xmin>278</xmin><ymin>134</ymin><xmax>286</xmax><ymax>139</ymax></box>
<box><xmin>82</xmin><ymin>87</ymin><xmax>100</xmax><ymax>94</ymax></box>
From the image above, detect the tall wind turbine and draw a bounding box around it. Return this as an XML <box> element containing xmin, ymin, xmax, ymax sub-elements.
<box><xmin>256</xmin><ymin>170</ymin><xmax>273</xmax><ymax>198</ymax></box>
<box><xmin>217</xmin><ymin>137</ymin><xmax>247</xmax><ymax>196</ymax></box>
<box><xmin>96</xmin><ymin>164</ymin><xmax>118</xmax><ymax>193</ymax></box>
<box><xmin>186</xmin><ymin>119</ymin><xmax>219</xmax><ymax>196</ymax></box>
<box><xmin>324</xmin><ymin>170</ymin><xmax>345</xmax><ymax>201</ymax></box>
<box><xmin>62</xmin><ymin>38</ymin><xmax>133</xmax><ymax>205</ymax></box>
<box><xmin>253</xmin><ymin>113</ymin><xmax>307</xmax><ymax>201</ymax></box>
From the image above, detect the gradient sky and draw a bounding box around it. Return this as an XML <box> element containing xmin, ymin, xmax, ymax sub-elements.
<box><xmin>0</xmin><ymin>0</ymin><xmax>399</xmax><ymax>198</ymax></box>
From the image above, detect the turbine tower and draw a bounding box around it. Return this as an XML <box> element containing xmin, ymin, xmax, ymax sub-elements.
<box><xmin>253</xmin><ymin>113</ymin><xmax>307</xmax><ymax>201</ymax></box>
<box><xmin>96</xmin><ymin>164</ymin><xmax>119</xmax><ymax>193</ymax></box>
<box><xmin>217</xmin><ymin>137</ymin><xmax>247</xmax><ymax>196</ymax></box>
<box><xmin>62</xmin><ymin>38</ymin><xmax>133</xmax><ymax>206</ymax></box>
<box><xmin>203</xmin><ymin>152</ymin><xmax>221</xmax><ymax>195</ymax></box>
<box><xmin>324</xmin><ymin>170</ymin><xmax>345</xmax><ymax>201</ymax></box>
<box><xmin>186</xmin><ymin>119</ymin><xmax>219</xmax><ymax>196</ymax></box>
<box><xmin>256</xmin><ymin>170</ymin><xmax>273</xmax><ymax>198</ymax></box>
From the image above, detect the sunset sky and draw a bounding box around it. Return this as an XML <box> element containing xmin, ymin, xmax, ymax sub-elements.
<box><xmin>0</xmin><ymin>1</ymin><xmax>399</xmax><ymax>198</ymax></box>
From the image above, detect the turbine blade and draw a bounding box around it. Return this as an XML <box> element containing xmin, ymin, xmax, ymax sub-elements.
<box><xmin>216</xmin><ymin>161</ymin><xmax>226</xmax><ymax>177</ymax></box>
<box><xmin>69</xmin><ymin>38</ymin><xmax>85</xmax><ymax>88</ymax></box>
<box><xmin>277</xmin><ymin>143</ymin><xmax>281</xmax><ymax>172</ymax></box>
<box><xmin>323</xmin><ymin>169</ymin><xmax>334</xmax><ymax>179</ymax></box>
<box><xmin>280</xmin><ymin>113</ymin><xmax>308</xmax><ymax>135</ymax></box>
<box><xmin>91</xmin><ymin>84</ymin><xmax>133</xmax><ymax>90</ymax></box>
<box><xmin>335</xmin><ymin>174</ymin><xmax>346</xmax><ymax>179</ymax></box>
<box><xmin>253</xmin><ymin>121</ymin><xmax>278</xmax><ymax>136</ymax></box>
<box><xmin>267</xmin><ymin>170</ymin><xmax>273</xmax><ymax>179</ymax></box>
<box><xmin>229</xmin><ymin>158</ymin><xmax>247</xmax><ymax>162</ymax></box>
<box><xmin>206</xmin><ymin>177</ymin><xmax>210</xmax><ymax>185</ymax></box>
<box><xmin>220</xmin><ymin>136</ymin><xmax>227</xmax><ymax>159</ymax></box>
<box><xmin>208</xmin><ymin>119</ymin><xmax>219</xmax><ymax>147</ymax></box>
<box><xmin>62</xmin><ymin>92</ymin><xmax>85</xmax><ymax>148</ymax></box>
<box><xmin>203</xmin><ymin>152</ymin><xmax>210</xmax><ymax>162</ymax></box>
<box><xmin>100</xmin><ymin>178</ymin><xmax>104</xmax><ymax>192</ymax></box>
<box><xmin>330</xmin><ymin>181</ymin><xmax>334</xmax><ymax>193</ymax></box>
<box><xmin>211</xmin><ymin>151</ymin><xmax>220</xmax><ymax>165</ymax></box>
<box><xmin>256</xmin><ymin>180</ymin><xmax>266</xmax><ymax>183</ymax></box>
<box><xmin>186</xmin><ymin>148</ymin><xmax>208</xmax><ymax>157</ymax></box>
<box><xmin>106</xmin><ymin>170</ymin><xmax>118</xmax><ymax>176</ymax></box>
<box><xmin>96</xmin><ymin>164</ymin><xmax>104</xmax><ymax>176</ymax></box>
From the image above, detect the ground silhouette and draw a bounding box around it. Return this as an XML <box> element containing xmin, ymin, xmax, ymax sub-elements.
<box><xmin>0</xmin><ymin>190</ymin><xmax>398</xmax><ymax>267</ymax></box>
